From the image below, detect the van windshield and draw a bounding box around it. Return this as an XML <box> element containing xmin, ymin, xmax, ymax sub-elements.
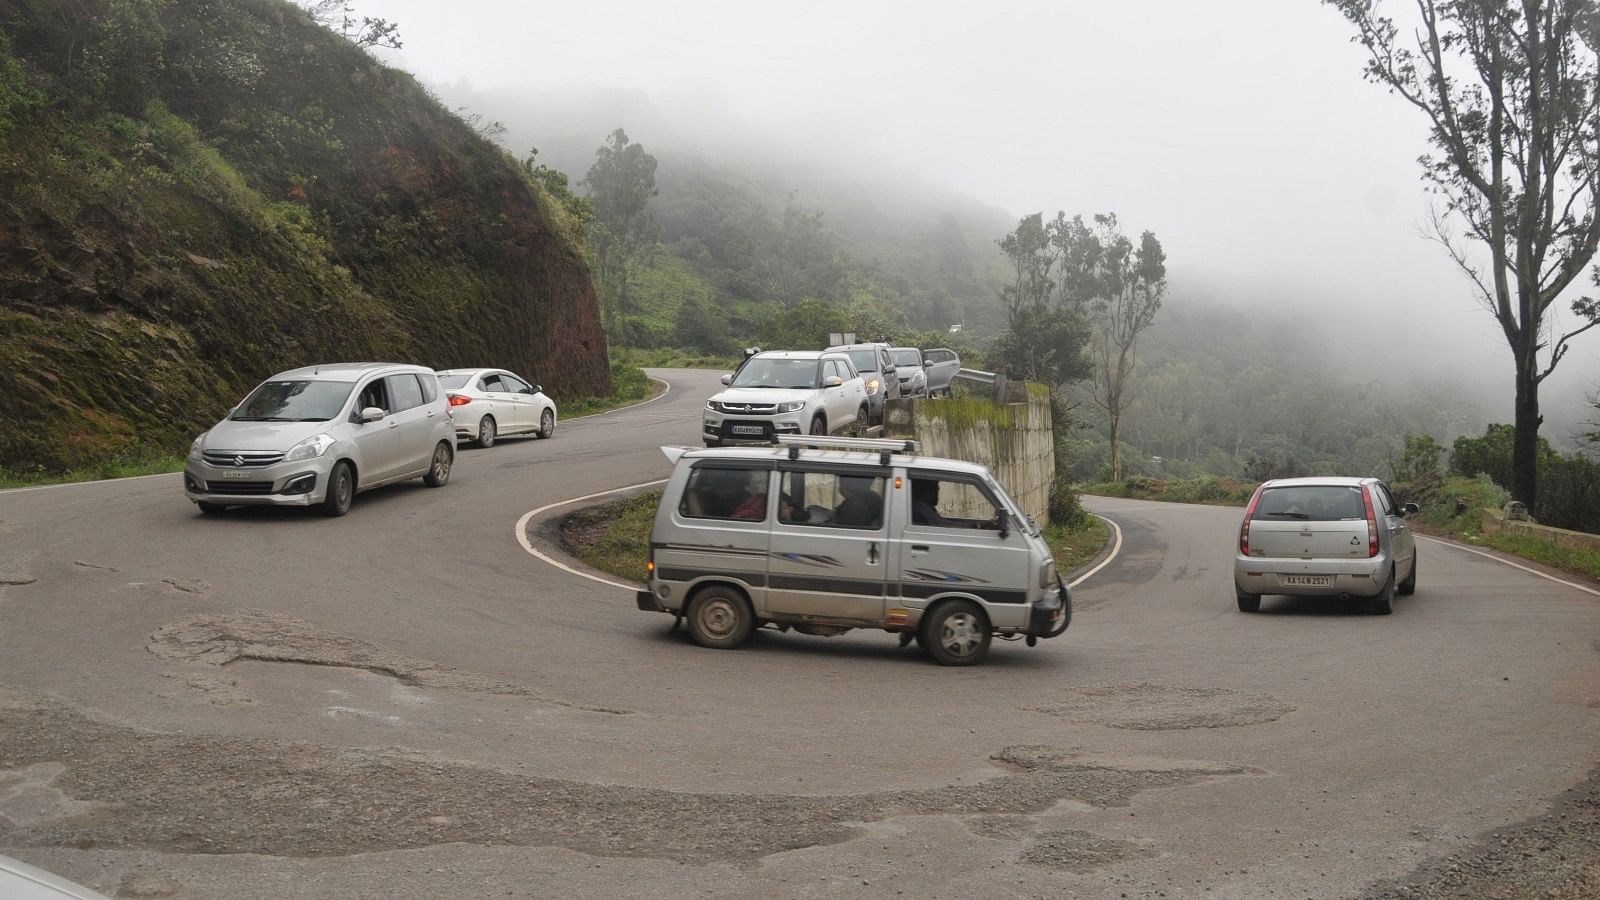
<box><xmin>730</xmin><ymin>358</ymin><xmax>819</xmax><ymax>390</ymax></box>
<box><xmin>232</xmin><ymin>380</ymin><xmax>355</xmax><ymax>422</ymax></box>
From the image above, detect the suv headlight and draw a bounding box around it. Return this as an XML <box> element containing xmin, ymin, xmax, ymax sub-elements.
<box><xmin>777</xmin><ymin>400</ymin><xmax>806</xmax><ymax>413</ymax></box>
<box><xmin>285</xmin><ymin>433</ymin><xmax>336</xmax><ymax>462</ymax></box>
<box><xmin>188</xmin><ymin>436</ymin><xmax>204</xmax><ymax>459</ymax></box>
<box><xmin>706</xmin><ymin>400</ymin><xmax>723</xmax><ymax>412</ymax></box>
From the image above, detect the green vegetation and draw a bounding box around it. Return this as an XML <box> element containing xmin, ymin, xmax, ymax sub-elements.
<box><xmin>0</xmin><ymin>0</ymin><xmax>608</xmax><ymax>476</ymax></box>
<box><xmin>563</xmin><ymin>490</ymin><xmax>660</xmax><ymax>584</ymax></box>
<box><xmin>611</xmin><ymin>347</ymin><xmax>741</xmax><ymax>371</ymax></box>
<box><xmin>1478</xmin><ymin>534</ymin><xmax>1600</xmax><ymax>584</ymax></box>
<box><xmin>562</xmin><ymin>364</ymin><xmax>656</xmax><ymax>419</ymax></box>
<box><xmin>1045</xmin><ymin>515</ymin><xmax>1112</xmax><ymax>578</ymax></box>
<box><xmin>0</xmin><ymin>450</ymin><xmax>183</xmax><ymax>490</ymax></box>
<box><xmin>1079</xmin><ymin>477</ymin><xmax>1256</xmax><ymax>507</ymax></box>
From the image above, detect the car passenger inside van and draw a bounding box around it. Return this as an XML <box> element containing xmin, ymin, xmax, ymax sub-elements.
<box><xmin>910</xmin><ymin>477</ymin><xmax>1002</xmax><ymax>530</ymax></box>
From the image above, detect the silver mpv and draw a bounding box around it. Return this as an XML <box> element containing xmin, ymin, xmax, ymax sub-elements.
<box><xmin>1234</xmin><ymin>477</ymin><xmax>1419</xmax><ymax>615</ymax></box>
<box><xmin>184</xmin><ymin>363</ymin><xmax>456</xmax><ymax>517</ymax></box>
<box><xmin>635</xmin><ymin>436</ymin><xmax>1071</xmax><ymax>665</ymax></box>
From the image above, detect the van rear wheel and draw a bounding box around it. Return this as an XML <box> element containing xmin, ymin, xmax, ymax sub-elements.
<box><xmin>686</xmin><ymin>586</ymin><xmax>755</xmax><ymax>650</ymax></box>
<box><xmin>922</xmin><ymin>600</ymin><xmax>991</xmax><ymax>666</ymax></box>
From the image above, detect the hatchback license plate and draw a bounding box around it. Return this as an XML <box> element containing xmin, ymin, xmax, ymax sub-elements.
<box><xmin>1280</xmin><ymin>575</ymin><xmax>1333</xmax><ymax>587</ymax></box>
<box><xmin>731</xmin><ymin>425</ymin><xmax>764</xmax><ymax>436</ymax></box>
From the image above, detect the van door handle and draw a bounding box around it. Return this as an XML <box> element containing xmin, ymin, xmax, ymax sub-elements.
<box><xmin>867</xmin><ymin>542</ymin><xmax>879</xmax><ymax>565</ymax></box>
<box><xmin>910</xmin><ymin>544</ymin><xmax>929</xmax><ymax>557</ymax></box>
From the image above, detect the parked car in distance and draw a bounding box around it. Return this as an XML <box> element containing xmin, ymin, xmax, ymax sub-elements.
<box><xmin>825</xmin><ymin>341</ymin><xmax>900</xmax><ymax>426</ymax></box>
<box><xmin>889</xmin><ymin>347</ymin><xmax>928</xmax><ymax>397</ymax></box>
<box><xmin>921</xmin><ymin>347</ymin><xmax>960</xmax><ymax>397</ymax></box>
<box><xmin>636</xmin><ymin>435</ymin><xmax>1071</xmax><ymax>665</ymax></box>
<box><xmin>703</xmin><ymin>350</ymin><xmax>869</xmax><ymax>446</ymax></box>
<box><xmin>184</xmin><ymin>362</ymin><xmax>455</xmax><ymax>518</ymax></box>
<box><xmin>1234</xmin><ymin>477</ymin><xmax>1418</xmax><ymax>615</ymax></box>
<box><xmin>436</xmin><ymin>368</ymin><xmax>558</xmax><ymax>448</ymax></box>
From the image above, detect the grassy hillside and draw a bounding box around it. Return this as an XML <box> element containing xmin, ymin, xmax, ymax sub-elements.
<box><xmin>0</xmin><ymin>0</ymin><xmax>608</xmax><ymax>474</ymax></box>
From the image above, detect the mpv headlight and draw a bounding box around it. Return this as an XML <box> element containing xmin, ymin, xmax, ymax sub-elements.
<box><xmin>188</xmin><ymin>436</ymin><xmax>203</xmax><ymax>459</ymax></box>
<box><xmin>777</xmin><ymin>400</ymin><xmax>806</xmax><ymax>413</ymax></box>
<box><xmin>285</xmin><ymin>433</ymin><xmax>336</xmax><ymax>462</ymax></box>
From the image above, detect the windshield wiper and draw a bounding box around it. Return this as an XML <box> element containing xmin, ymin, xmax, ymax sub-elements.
<box><xmin>1263</xmin><ymin>511</ymin><xmax>1311</xmax><ymax>519</ymax></box>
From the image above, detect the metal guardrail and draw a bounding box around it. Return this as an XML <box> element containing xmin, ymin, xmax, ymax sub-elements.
<box><xmin>952</xmin><ymin>367</ymin><xmax>1008</xmax><ymax>400</ymax></box>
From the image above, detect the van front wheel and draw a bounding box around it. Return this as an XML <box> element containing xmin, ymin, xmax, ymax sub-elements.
<box><xmin>922</xmin><ymin>600</ymin><xmax>991</xmax><ymax>666</ymax></box>
<box><xmin>686</xmin><ymin>586</ymin><xmax>755</xmax><ymax>650</ymax></box>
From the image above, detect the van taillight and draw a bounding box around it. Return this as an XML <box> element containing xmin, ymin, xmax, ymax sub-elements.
<box><xmin>1239</xmin><ymin>487</ymin><xmax>1263</xmax><ymax>555</ymax></box>
<box><xmin>1361</xmin><ymin>486</ymin><xmax>1379</xmax><ymax>557</ymax></box>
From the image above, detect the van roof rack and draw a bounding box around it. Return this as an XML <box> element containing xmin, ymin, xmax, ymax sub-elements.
<box><xmin>773</xmin><ymin>434</ymin><xmax>921</xmax><ymax>465</ymax></box>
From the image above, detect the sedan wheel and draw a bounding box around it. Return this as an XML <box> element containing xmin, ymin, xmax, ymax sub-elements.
<box><xmin>476</xmin><ymin>416</ymin><xmax>496</xmax><ymax>448</ymax></box>
<box><xmin>538</xmin><ymin>408</ymin><xmax>556</xmax><ymax>439</ymax></box>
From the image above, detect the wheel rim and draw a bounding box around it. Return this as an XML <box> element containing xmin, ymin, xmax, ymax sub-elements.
<box><xmin>431</xmin><ymin>446</ymin><xmax>451</xmax><ymax>483</ymax></box>
<box><xmin>696</xmin><ymin>597</ymin><xmax>739</xmax><ymax>638</ymax></box>
<box><xmin>541</xmin><ymin>410</ymin><xmax>554</xmax><ymax>436</ymax></box>
<box><xmin>810</xmin><ymin>418</ymin><xmax>826</xmax><ymax>435</ymax></box>
<box><xmin>480</xmin><ymin>418</ymin><xmax>494</xmax><ymax>444</ymax></box>
<box><xmin>336</xmin><ymin>469</ymin><xmax>352</xmax><ymax>508</ymax></box>
<box><xmin>939</xmin><ymin>612</ymin><xmax>983</xmax><ymax>657</ymax></box>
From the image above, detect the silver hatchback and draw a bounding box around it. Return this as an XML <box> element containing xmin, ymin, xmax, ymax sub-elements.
<box><xmin>1233</xmin><ymin>477</ymin><xmax>1418</xmax><ymax>614</ymax></box>
<box><xmin>184</xmin><ymin>363</ymin><xmax>456</xmax><ymax>517</ymax></box>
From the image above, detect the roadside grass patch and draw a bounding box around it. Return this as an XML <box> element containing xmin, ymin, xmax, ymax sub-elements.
<box><xmin>1045</xmin><ymin>515</ymin><xmax>1112</xmax><ymax>578</ymax></box>
<box><xmin>611</xmin><ymin>346</ymin><xmax>741</xmax><ymax>371</ymax></box>
<box><xmin>1476</xmin><ymin>533</ymin><xmax>1600</xmax><ymax>584</ymax></box>
<box><xmin>0</xmin><ymin>450</ymin><xmax>184</xmax><ymax>490</ymax></box>
<box><xmin>562</xmin><ymin>490</ymin><xmax>660</xmax><ymax>583</ymax></box>
<box><xmin>562</xmin><ymin>364</ymin><xmax>658</xmax><ymax>419</ymax></box>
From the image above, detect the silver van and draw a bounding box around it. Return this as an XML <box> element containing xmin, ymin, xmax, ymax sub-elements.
<box><xmin>183</xmin><ymin>362</ymin><xmax>456</xmax><ymax>517</ymax></box>
<box><xmin>635</xmin><ymin>436</ymin><xmax>1070</xmax><ymax>665</ymax></box>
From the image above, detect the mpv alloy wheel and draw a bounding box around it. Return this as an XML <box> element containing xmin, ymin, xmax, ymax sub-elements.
<box><xmin>425</xmin><ymin>443</ymin><xmax>452</xmax><ymax>487</ymax></box>
<box><xmin>538</xmin><ymin>408</ymin><xmax>555</xmax><ymax>439</ymax></box>
<box><xmin>321</xmin><ymin>462</ymin><xmax>354</xmax><ymax>517</ymax></box>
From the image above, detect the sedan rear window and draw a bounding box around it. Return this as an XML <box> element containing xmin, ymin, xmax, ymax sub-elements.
<box><xmin>1252</xmin><ymin>486</ymin><xmax>1366</xmax><ymax>521</ymax></box>
<box><xmin>232</xmin><ymin>380</ymin><xmax>354</xmax><ymax>422</ymax></box>
<box><xmin>437</xmin><ymin>374</ymin><xmax>472</xmax><ymax>389</ymax></box>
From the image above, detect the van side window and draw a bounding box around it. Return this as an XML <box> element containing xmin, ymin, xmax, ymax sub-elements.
<box><xmin>357</xmin><ymin>379</ymin><xmax>391</xmax><ymax>414</ymax></box>
<box><xmin>387</xmin><ymin>374</ymin><xmax>425</xmax><ymax>412</ymax></box>
<box><xmin>909</xmin><ymin>475</ymin><xmax>1003</xmax><ymax>530</ymax></box>
<box><xmin>778</xmin><ymin>471</ymin><xmax>885</xmax><ymax>529</ymax></box>
<box><xmin>680</xmin><ymin>467</ymin><xmax>769</xmax><ymax>521</ymax></box>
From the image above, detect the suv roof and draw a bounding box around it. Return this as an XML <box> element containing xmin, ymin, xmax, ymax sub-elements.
<box><xmin>273</xmin><ymin>362</ymin><xmax>427</xmax><ymax>381</ymax></box>
<box><xmin>676</xmin><ymin>444</ymin><xmax>992</xmax><ymax>478</ymax></box>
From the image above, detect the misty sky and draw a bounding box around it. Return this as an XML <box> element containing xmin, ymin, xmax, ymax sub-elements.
<box><xmin>359</xmin><ymin>0</ymin><xmax>1598</xmax><ymax>418</ymax></box>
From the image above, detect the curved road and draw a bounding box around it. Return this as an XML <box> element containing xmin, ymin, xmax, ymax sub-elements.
<box><xmin>0</xmin><ymin>369</ymin><xmax>1596</xmax><ymax>898</ymax></box>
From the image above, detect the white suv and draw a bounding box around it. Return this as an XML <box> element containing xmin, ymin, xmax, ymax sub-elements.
<box><xmin>703</xmin><ymin>351</ymin><xmax>869</xmax><ymax>446</ymax></box>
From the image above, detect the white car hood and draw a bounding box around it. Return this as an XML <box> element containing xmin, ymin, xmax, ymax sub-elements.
<box><xmin>711</xmin><ymin>387</ymin><xmax>819</xmax><ymax>405</ymax></box>
<box><xmin>202</xmin><ymin>419</ymin><xmax>332</xmax><ymax>452</ymax></box>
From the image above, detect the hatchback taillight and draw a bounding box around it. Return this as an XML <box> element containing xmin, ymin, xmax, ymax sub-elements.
<box><xmin>1361</xmin><ymin>486</ymin><xmax>1379</xmax><ymax>557</ymax></box>
<box><xmin>1239</xmin><ymin>486</ymin><xmax>1264</xmax><ymax>555</ymax></box>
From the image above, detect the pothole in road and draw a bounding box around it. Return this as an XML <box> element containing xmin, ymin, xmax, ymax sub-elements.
<box><xmin>1025</xmin><ymin>682</ymin><xmax>1295</xmax><ymax>730</ymax></box>
<box><xmin>1018</xmin><ymin>828</ymin><xmax>1153</xmax><ymax>873</ymax></box>
<box><xmin>147</xmin><ymin>611</ymin><xmax>631</xmax><ymax>715</ymax></box>
<box><xmin>0</xmin><ymin>696</ymin><xmax>1249</xmax><ymax>863</ymax></box>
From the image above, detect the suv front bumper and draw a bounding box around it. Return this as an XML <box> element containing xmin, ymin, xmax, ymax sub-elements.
<box><xmin>703</xmin><ymin>412</ymin><xmax>806</xmax><ymax>445</ymax></box>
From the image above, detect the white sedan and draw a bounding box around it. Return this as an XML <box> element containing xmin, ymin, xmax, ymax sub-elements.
<box><xmin>436</xmin><ymin>368</ymin><xmax>558</xmax><ymax>447</ymax></box>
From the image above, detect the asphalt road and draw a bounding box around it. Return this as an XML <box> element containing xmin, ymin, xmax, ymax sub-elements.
<box><xmin>1</xmin><ymin>368</ymin><xmax>1596</xmax><ymax>899</ymax></box>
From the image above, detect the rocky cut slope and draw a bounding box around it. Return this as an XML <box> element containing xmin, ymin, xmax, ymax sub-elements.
<box><xmin>0</xmin><ymin>0</ymin><xmax>608</xmax><ymax>472</ymax></box>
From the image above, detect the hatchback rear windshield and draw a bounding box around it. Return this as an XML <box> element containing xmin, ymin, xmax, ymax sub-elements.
<box><xmin>892</xmin><ymin>349</ymin><xmax>921</xmax><ymax>367</ymax></box>
<box><xmin>232</xmin><ymin>380</ymin><xmax>355</xmax><ymax>422</ymax></box>
<box><xmin>437</xmin><ymin>374</ymin><xmax>472</xmax><ymax>389</ymax></box>
<box><xmin>1252</xmin><ymin>485</ymin><xmax>1366</xmax><ymax>521</ymax></box>
<box><xmin>731</xmin><ymin>358</ymin><xmax>819</xmax><ymax>389</ymax></box>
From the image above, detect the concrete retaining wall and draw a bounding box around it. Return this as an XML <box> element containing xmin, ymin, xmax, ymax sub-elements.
<box><xmin>882</xmin><ymin>386</ymin><xmax>1055</xmax><ymax>524</ymax></box>
<box><xmin>1481</xmin><ymin>508</ymin><xmax>1600</xmax><ymax>552</ymax></box>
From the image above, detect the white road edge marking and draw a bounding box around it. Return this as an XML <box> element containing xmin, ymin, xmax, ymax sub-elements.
<box><xmin>1</xmin><ymin>376</ymin><xmax>674</xmax><ymax>497</ymax></box>
<box><xmin>1415</xmin><ymin>533</ymin><xmax>1600</xmax><ymax>598</ymax></box>
<box><xmin>516</xmin><ymin>479</ymin><xmax>669</xmax><ymax>591</ymax></box>
<box><xmin>1068</xmin><ymin>514</ymin><xmax>1123</xmax><ymax>588</ymax></box>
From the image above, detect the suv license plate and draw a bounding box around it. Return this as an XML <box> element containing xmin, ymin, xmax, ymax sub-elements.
<box><xmin>731</xmin><ymin>425</ymin><xmax>764</xmax><ymax>436</ymax></box>
<box><xmin>1280</xmin><ymin>575</ymin><xmax>1333</xmax><ymax>587</ymax></box>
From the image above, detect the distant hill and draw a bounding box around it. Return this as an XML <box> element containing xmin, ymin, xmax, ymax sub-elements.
<box><xmin>0</xmin><ymin>0</ymin><xmax>607</xmax><ymax>472</ymax></box>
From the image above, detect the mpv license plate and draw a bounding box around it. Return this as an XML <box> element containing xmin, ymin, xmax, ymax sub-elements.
<box><xmin>220</xmin><ymin>471</ymin><xmax>252</xmax><ymax>479</ymax></box>
<box><xmin>731</xmin><ymin>425</ymin><xmax>764</xmax><ymax>436</ymax></box>
<box><xmin>1280</xmin><ymin>575</ymin><xmax>1333</xmax><ymax>587</ymax></box>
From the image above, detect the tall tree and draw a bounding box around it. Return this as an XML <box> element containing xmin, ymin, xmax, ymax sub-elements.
<box><xmin>581</xmin><ymin>128</ymin><xmax>660</xmax><ymax>326</ymax></box>
<box><xmin>991</xmin><ymin>212</ymin><xmax>1092</xmax><ymax>388</ymax></box>
<box><xmin>1059</xmin><ymin>214</ymin><xmax>1168</xmax><ymax>482</ymax></box>
<box><xmin>1326</xmin><ymin>0</ymin><xmax>1600</xmax><ymax>511</ymax></box>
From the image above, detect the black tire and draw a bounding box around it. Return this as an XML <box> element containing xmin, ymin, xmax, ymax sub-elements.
<box><xmin>921</xmin><ymin>600</ymin><xmax>992</xmax><ymax>666</ymax></box>
<box><xmin>809</xmin><ymin>414</ymin><xmax>827</xmax><ymax>436</ymax></box>
<box><xmin>321</xmin><ymin>461</ymin><xmax>354</xmax><ymax>517</ymax></box>
<box><xmin>857</xmin><ymin>404</ymin><xmax>871</xmax><ymax>434</ymax></box>
<box><xmin>685</xmin><ymin>586</ymin><xmax>755</xmax><ymax>650</ymax></box>
<box><xmin>196</xmin><ymin>501</ymin><xmax>224</xmax><ymax>516</ymax></box>
<box><xmin>424</xmin><ymin>442</ymin><xmax>452</xmax><ymax>487</ymax></box>
<box><xmin>476</xmin><ymin>416</ymin><xmax>496</xmax><ymax>448</ymax></box>
<box><xmin>537</xmin><ymin>408</ymin><xmax>556</xmax><ymax>439</ymax></box>
<box><xmin>1236</xmin><ymin>588</ymin><xmax>1261</xmax><ymax>613</ymax></box>
<box><xmin>1368</xmin><ymin>568</ymin><xmax>1395</xmax><ymax>615</ymax></box>
<box><xmin>1397</xmin><ymin>555</ymin><xmax>1417</xmax><ymax>596</ymax></box>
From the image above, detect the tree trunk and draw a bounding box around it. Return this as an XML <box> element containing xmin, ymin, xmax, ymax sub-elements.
<box><xmin>1511</xmin><ymin>349</ymin><xmax>1542</xmax><ymax>511</ymax></box>
<box><xmin>1109</xmin><ymin>411</ymin><xmax>1123</xmax><ymax>482</ymax></box>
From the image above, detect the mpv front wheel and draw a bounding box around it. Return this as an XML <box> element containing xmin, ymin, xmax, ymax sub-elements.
<box><xmin>922</xmin><ymin>600</ymin><xmax>991</xmax><ymax>666</ymax></box>
<box><xmin>686</xmin><ymin>586</ymin><xmax>754</xmax><ymax>650</ymax></box>
<box><xmin>321</xmin><ymin>461</ymin><xmax>354</xmax><ymax>517</ymax></box>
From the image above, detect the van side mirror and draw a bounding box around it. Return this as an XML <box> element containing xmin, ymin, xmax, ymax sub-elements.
<box><xmin>358</xmin><ymin>406</ymin><xmax>385</xmax><ymax>423</ymax></box>
<box><xmin>998</xmin><ymin>514</ymin><xmax>1010</xmax><ymax>539</ymax></box>
<box><xmin>720</xmin><ymin>374</ymin><xmax>733</xmax><ymax>386</ymax></box>
<box><xmin>1403</xmin><ymin>502</ymin><xmax>1419</xmax><ymax>517</ymax></box>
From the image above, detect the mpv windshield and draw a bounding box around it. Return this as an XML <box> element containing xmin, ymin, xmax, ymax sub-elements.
<box><xmin>1252</xmin><ymin>485</ymin><xmax>1366</xmax><ymax>521</ymax></box>
<box><xmin>730</xmin><ymin>358</ymin><xmax>819</xmax><ymax>390</ymax></box>
<box><xmin>892</xmin><ymin>349</ymin><xmax>921</xmax><ymax>367</ymax></box>
<box><xmin>232</xmin><ymin>380</ymin><xmax>355</xmax><ymax>422</ymax></box>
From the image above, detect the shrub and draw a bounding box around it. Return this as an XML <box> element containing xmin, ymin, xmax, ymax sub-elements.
<box><xmin>1048</xmin><ymin>475</ymin><xmax>1088</xmax><ymax>529</ymax></box>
